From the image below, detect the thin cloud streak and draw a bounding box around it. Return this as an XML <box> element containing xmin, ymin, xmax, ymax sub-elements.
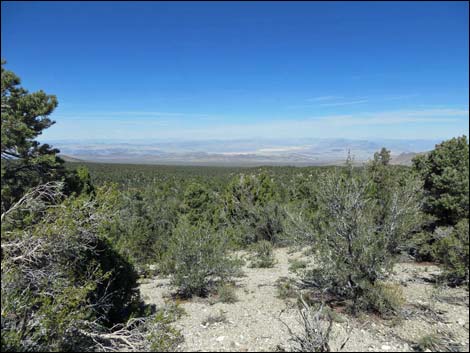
<box><xmin>319</xmin><ymin>99</ymin><xmax>369</xmax><ymax>107</ymax></box>
<box><xmin>43</xmin><ymin>107</ymin><xmax>469</xmax><ymax>141</ymax></box>
<box><xmin>382</xmin><ymin>94</ymin><xmax>419</xmax><ymax>101</ymax></box>
<box><xmin>54</xmin><ymin>111</ymin><xmax>212</xmax><ymax>119</ymax></box>
<box><xmin>307</xmin><ymin>95</ymin><xmax>342</xmax><ymax>102</ymax></box>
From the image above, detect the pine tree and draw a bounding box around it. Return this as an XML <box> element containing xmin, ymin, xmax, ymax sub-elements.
<box><xmin>1</xmin><ymin>60</ymin><xmax>67</xmax><ymax>212</ymax></box>
<box><xmin>412</xmin><ymin>136</ymin><xmax>469</xmax><ymax>226</ymax></box>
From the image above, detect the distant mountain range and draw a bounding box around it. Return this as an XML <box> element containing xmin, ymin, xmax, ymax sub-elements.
<box><xmin>52</xmin><ymin>138</ymin><xmax>438</xmax><ymax>166</ymax></box>
<box><xmin>389</xmin><ymin>152</ymin><xmax>425</xmax><ymax>166</ymax></box>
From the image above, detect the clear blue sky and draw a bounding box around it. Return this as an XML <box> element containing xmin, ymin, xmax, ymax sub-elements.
<box><xmin>2</xmin><ymin>1</ymin><xmax>468</xmax><ymax>142</ymax></box>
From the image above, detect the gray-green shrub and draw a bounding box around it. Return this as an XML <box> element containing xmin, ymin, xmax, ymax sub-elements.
<box><xmin>301</xmin><ymin>161</ymin><xmax>422</xmax><ymax>314</ymax></box>
<box><xmin>1</xmin><ymin>184</ymin><xmax>144</xmax><ymax>351</ymax></box>
<box><xmin>163</xmin><ymin>217</ymin><xmax>237</xmax><ymax>297</ymax></box>
<box><xmin>216</xmin><ymin>283</ymin><xmax>238</xmax><ymax>303</ymax></box>
<box><xmin>249</xmin><ymin>240</ymin><xmax>276</xmax><ymax>268</ymax></box>
<box><xmin>433</xmin><ymin>218</ymin><xmax>469</xmax><ymax>286</ymax></box>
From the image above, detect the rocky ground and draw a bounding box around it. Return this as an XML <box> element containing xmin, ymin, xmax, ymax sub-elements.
<box><xmin>139</xmin><ymin>248</ymin><xmax>469</xmax><ymax>352</ymax></box>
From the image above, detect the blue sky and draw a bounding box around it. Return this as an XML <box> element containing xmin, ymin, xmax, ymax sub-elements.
<box><xmin>1</xmin><ymin>1</ymin><xmax>468</xmax><ymax>142</ymax></box>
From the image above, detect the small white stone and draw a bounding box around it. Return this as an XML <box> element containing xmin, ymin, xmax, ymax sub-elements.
<box><xmin>216</xmin><ymin>336</ymin><xmax>225</xmax><ymax>342</ymax></box>
<box><xmin>381</xmin><ymin>345</ymin><xmax>391</xmax><ymax>350</ymax></box>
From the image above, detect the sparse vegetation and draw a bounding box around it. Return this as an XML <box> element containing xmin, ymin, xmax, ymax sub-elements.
<box><xmin>414</xmin><ymin>334</ymin><xmax>443</xmax><ymax>351</ymax></box>
<box><xmin>288</xmin><ymin>258</ymin><xmax>308</xmax><ymax>273</ymax></box>
<box><xmin>413</xmin><ymin>332</ymin><xmax>461</xmax><ymax>352</ymax></box>
<box><xmin>249</xmin><ymin>240</ymin><xmax>277</xmax><ymax>268</ymax></box>
<box><xmin>216</xmin><ymin>283</ymin><xmax>239</xmax><ymax>303</ymax></box>
<box><xmin>283</xmin><ymin>296</ymin><xmax>333</xmax><ymax>352</ymax></box>
<box><xmin>276</xmin><ymin>277</ymin><xmax>298</xmax><ymax>300</ymax></box>
<box><xmin>359</xmin><ymin>282</ymin><xmax>405</xmax><ymax>317</ymax></box>
<box><xmin>201</xmin><ymin>310</ymin><xmax>228</xmax><ymax>326</ymax></box>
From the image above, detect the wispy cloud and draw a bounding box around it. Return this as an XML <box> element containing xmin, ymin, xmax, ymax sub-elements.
<box><xmin>382</xmin><ymin>94</ymin><xmax>419</xmax><ymax>101</ymax></box>
<box><xmin>396</xmin><ymin>108</ymin><xmax>469</xmax><ymax>117</ymax></box>
<box><xmin>307</xmin><ymin>95</ymin><xmax>342</xmax><ymax>102</ymax></box>
<box><xmin>287</xmin><ymin>96</ymin><xmax>368</xmax><ymax>109</ymax></box>
<box><xmin>319</xmin><ymin>99</ymin><xmax>369</xmax><ymax>107</ymax></box>
<box><xmin>44</xmin><ymin>107</ymin><xmax>469</xmax><ymax>142</ymax></box>
<box><xmin>309</xmin><ymin>108</ymin><xmax>468</xmax><ymax>125</ymax></box>
<box><xmin>54</xmin><ymin>111</ymin><xmax>213</xmax><ymax>119</ymax></box>
<box><xmin>289</xmin><ymin>93</ymin><xmax>424</xmax><ymax>110</ymax></box>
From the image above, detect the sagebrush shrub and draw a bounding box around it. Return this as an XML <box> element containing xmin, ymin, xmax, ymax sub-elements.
<box><xmin>284</xmin><ymin>296</ymin><xmax>332</xmax><ymax>352</ymax></box>
<box><xmin>300</xmin><ymin>161</ymin><xmax>422</xmax><ymax>314</ymax></box>
<box><xmin>163</xmin><ymin>217</ymin><xmax>237</xmax><ymax>297</ymax></box>
<box><xmin>276</xmin><ymin>276</ymin><xmax>298</xmax><ymax>299</ymax></box>
<box><xmin>249</xmin><ymin>240</ymin><xmax>276</xmax><ymax>268</ymax></box>
<box><xmin>359</xmin><ymin>282</ymin><xmax>405</xmax><ymax>317</ymax></box>
<box><xmin>216</xmin><ymin>283</ymin><xmax>238</xmax><ymax>303</ymax></box>
<box><xmin>289</xmin><ymin>258</ymin><xmax>308</xmax><ymax>273</ymax></box>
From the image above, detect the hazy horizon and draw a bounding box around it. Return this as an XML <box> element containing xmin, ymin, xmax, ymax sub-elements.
<box><xmin>45</xmin><ymin>136</ymin><xmax>444</xmax><ymax>167</ymax></box>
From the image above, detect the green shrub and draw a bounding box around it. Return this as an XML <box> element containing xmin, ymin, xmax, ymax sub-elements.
<box><xmin>163</xmin><ymin>218</ymin><xmax>238</xmax><ymax>297</ymax></box>
<box><xmin>97</xmin><ymin>183</ymin><xmax>180</xmax><ymax>268</ymax></box>
<box><xmin>223</xmin><ymin>173</ymin><xmax>285</xmax><ymax>246</ymax></box>
<box><xmin>409</xmin><ymin>136</ymin><xmax>469</xmax><ymax>270</ymax></box>
<box><xmin>147</xmin><ymin>305</ymin><xmax>185</xmax><ymax>351</ymax></box>
<box><xmin>276</xmin><ymin>277</ymin><xmax>298</xmax><ymax>299</ymax></box>
<box><xmin>415</xmin><ymin>334</ymin><xmax>442</xmax><ymax>351</ymax></box>
<box><xmin>413</xmin><ymin>135</ymin><xmax>469</xmax><ymax>227</ymax></box>
<box><xmin>216</xmin><ymin>283</ymin><xmax>238</xmax><ymax>303</ymax></box>
<box><xmin>433</xmin><ymin>218</ymin><xmax>469</xmax><ymax>286</ymax></box>
<box><xmin>1</xmin><ymin>186</ymin><xmax>142</xmax><ymax>351</ymax></box>
<box><xmin>359</xmin><ymin>282</ymin><xmax>405</xmax><ymax>317</ymax></box>
<box><xmin>249</xmin><ymin>240</ymin><xmax>276</xmax><ymax>268</ymax></box>
<box><xmin>289</xmin><ymin>258</ymin><xmax>308</xmax><ymax>273</ymax></box>
<box><xmin>300</xmin><ymin>161</ymin><xmax>421</xmax><ymax>315</ymax></box>
<box><xmin>319</xmin><ymin>306</ymin><xmax>346</xmax><ymax>324</ymax></box>
<box><xmin>408</xmin><ymin>229</ymin><xmax>440</xmax><ymax>261</ymax></box>
<box><xmin>182</xmin><ymin>182</ymin><xmax>220</xmax><ymax>225</ymax></box>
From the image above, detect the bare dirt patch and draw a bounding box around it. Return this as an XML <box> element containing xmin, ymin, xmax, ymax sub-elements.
<box><xmin>139</xmin><ymin>248</ymin><xmax>469</xmax><ymax>352</ymax></box>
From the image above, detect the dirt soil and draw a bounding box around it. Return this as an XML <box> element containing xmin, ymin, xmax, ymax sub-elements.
<box><xmin>139</xmin><ymin>248</ymin><xmax>469</xmax><ymax>352</ymax></box>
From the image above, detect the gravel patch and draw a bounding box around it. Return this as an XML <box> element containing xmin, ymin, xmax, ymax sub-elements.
<box><xmin>139</xmin><ymin>248</ymin><xmax>469</xmax><ymax>352</ymax></box>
